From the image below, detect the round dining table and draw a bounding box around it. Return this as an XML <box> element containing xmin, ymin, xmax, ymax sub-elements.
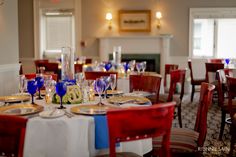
<box><xmin>23</xmin><ymin>98</ymin><xmax>152</xmax><ymax>157</ymax></box>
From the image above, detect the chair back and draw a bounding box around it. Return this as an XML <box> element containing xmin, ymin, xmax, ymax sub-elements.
<box><xmin>194</xmin><ymin>82</ymin><xmax>215</xmax><ymax>147</ymax></box>
<box><xmin>164</xmin><ymin>64</ymin><xmax>179</xmax><ymax>87</ymax></box>
<box><xmin>226</xmin><ymin>76</ymin><xmax>236</xmax><ymax>117</ymax></box>
<box><xmin>167</xmin><ymin>69</ymin><xmax>186</xmax><ymax>102</ymax></box>
<box><xmin>34</xmin><ymin>59</ymin><xmax>49</xmax><ymax>73</ymax></box>
<box><xmin>207</xmin><ymin>59</ymin><xmax>223</xmax><ymax>63</ymax></box>
<box><xmin>43</xmin><ymin>62</ymin><xmax>59</xmax><ymax>75</ymax></box>
<box><xmin>0</xmin><ymin>115</ymin><xmax>28</xmax><ymax>157</ymax></box>
<box><xmin>84</xmin><ymin>71</ymin><xmax>118</xmax><ymax>80</ymax></box>
<box><xmin>205</xmin><ymin>63</ymin><xmax>224</xmax><ymax>83</ymax></box>
<box><xmin>74</xmin><ymin>63</ymin><xmax>83</xmax><ymax>73</ymax></box>
<box><xmin>24</xmin><ymin>73</ymin><xmax>57</xmax><ymax>81</ymax></box>
<box><xmin>188</xmin><ymin>59</ymin><xmax>205</xmax><ymax>83</ymax></box>
<box><xmin>107</xmin><ymin>102</ymin><xmax>176</xmax><ymax>157</ymax></box>
<box><xmin>129</xmin><ymin>73</ymin><xmax>162</xmax><ymax>103</ymax></box>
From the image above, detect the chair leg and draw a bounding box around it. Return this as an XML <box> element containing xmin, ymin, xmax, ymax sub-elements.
<box><xmin>219</xmin><ymin>110</ymin><xmax>226</xmax><ymax>140</ymax></box>
<box><xmin>229</xmin><ymin>124</ymin><xmax>236</xmax><ymax>156</ymax></box>
<box><xmin>191</xmin><ymin>85</ymin><xmax>195</xmax><ymax>102</ymax></box>
<box><xmin>177</xmin><ymin>105</ymin><xmax>182</xmax><ymax>128</ymax></box>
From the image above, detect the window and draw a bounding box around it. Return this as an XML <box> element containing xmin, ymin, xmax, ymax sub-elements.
<box><xmin>189</xmin><ymin>8</ymin><xmax>236</xmax><ymax>58</ymax></box>
<box><xmin>41</xmin><ymin>9</ymin><xmax>75</xmax><ymax>57</ymax></box>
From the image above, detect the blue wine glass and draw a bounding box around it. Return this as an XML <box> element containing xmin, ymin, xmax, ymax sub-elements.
<box><xmin>225</xmin><ymin>58</ymin><xmax>230</xmax><ymax>67</ymax></box>
<box><xmin>55</xmin><ymin>81</ymin><xmax>67</xmax><ymax>109</ymax></box>
<box><xmin>35</xmin><ymin>76</ymin><xmax>44</xmax><ymax>100</ymax></box>
<box><xmin>105</xmin><ymin>62</ymin><xmax>112</xmax><ymax>71</ymax></box>
<box><xmin>101</xmin><ymin>76</ymin><xmax>111</xmax><ymax>99</ymax></box>
<box><xmin>123</xmin><ymin>62</ymin><xmax>129</xmax><ymax>77</ymax></box>
<box><xmin>94</xmin><ymin>78</ymin><xmax>106</xmax><ymax>106</ymax></box>
<box><xmin>27</xmin><ymin>80</ymin><xmax>38</xmax><ymax>104</ymax></box>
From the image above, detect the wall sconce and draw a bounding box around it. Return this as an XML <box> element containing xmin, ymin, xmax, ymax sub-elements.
<box><xmin>155</xmin><ymin>11</ymin><xmax>162</xmax><ymax>29</ymax></box>
<box><xmin>105</xmin><ymin>12</ymin><xmax>112</xmax><ymax>30</ymax></box>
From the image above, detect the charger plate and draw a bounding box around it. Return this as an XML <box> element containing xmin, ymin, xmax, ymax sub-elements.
<box><xmin>0</xmin><ymin>95</ymin><xmax>30</xmax><ymax>103</ymax></box>
<box><xmin>71</xmin><ymin>104</ymin><xmax>119</xmax><ymax>115</ymax></box>
<box><xmin>0</xmin><ymin>104</ymin><xmax>43</xmax><ymax>116</ymax></box>
<box><xmin>108</xmin><ymin>96</ymin><xmax>150</xmax><ymax>105</ymax></box>
<box><xmin>95</xmin><ymin>90</ymin><xmax>123</xmax><ymax>96</ymax></box>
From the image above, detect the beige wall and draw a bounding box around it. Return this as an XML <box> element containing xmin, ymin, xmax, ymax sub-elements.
<box><xmin>0</xmin><ymin>0</ymin><xmax>19</xmax><ymax>65</ymax></box>
<box><xmin>18</xmin><ymin>0</ymin><xmax>236</xmax><ymax>61</ymax></box>
<box><xmin>18</xmin><ymin>0</ymin><xmax>34</xmax><ymax>58</ymax></box>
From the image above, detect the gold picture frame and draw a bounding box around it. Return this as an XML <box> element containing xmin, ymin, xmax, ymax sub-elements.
<box><xmin>119</xmin><ymin>10</ymin><xmax>151</xmax><ymax>32</ymax></box>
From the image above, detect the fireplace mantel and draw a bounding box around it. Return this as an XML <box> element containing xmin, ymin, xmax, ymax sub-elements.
<box><xmin>98</xmin><ymin>35</ymin><xmax>173</xmax><ymax>75</ymax></box>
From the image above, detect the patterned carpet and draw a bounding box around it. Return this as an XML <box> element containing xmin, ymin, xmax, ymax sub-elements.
<box><xmin>153</xmin><ymin>92</ymin><xmax>234</xmax><ymax>157</ymax></box>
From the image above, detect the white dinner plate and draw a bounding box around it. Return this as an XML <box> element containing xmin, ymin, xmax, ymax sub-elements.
<box><xmin>39</xmin><ymin>109</ymin><xmax>65</xmax><ymax>119</ymax></box>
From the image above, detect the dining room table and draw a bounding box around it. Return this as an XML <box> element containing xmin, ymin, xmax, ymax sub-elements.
<box><xmin>18</xmin><ymin>95</ymin><xmax>153</xmax><ymax>157</ymax></box>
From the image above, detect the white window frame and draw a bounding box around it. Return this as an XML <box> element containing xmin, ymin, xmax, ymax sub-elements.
<box><xmin>189</xmin><ymin>8</ymin><xmax>236</xmax><ymax>59</ymax></box>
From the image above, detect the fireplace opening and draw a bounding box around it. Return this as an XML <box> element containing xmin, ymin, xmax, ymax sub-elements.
<box><xmin>109</xmin><ymin>54</ymin><xmax>160</xmax><ymax>73</ymax></box>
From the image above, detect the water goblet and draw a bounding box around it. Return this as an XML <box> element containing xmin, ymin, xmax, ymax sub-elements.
<box><xmin>45</xmin><ymin>79</ymin><xmax>56</xmax><ymax>104</ymax></box>
<box><xmin>109</xmin><ymin>74</ymin><xmax>117</xmax><ymax>96</ymax></box>
<box><xmin>94</xmin><ymin>78</ymin><xmax>106</xmax><ymax>106</ymax></box>
<box><xmin>136</xmin><ymin>62</ymin><xmax>142</xmax><ymax>74</ymax></box>
<box><xmin>55</xmin><ymin>81</ymin><xmax>67</xmax><ymax>109</ymax></box>
<box><xmin>123</xmin><ymin>62</ymin><xmax>129</xmax><ymax>77</ymax></box>
<box><xmin>27</xmin><ymin>79</ymin><xmax>38</xmax><ymax>104</ymax></box>
<box><xmin>142</xmin><ymin>61</ymin><xmax>147</xmax><ymax>73</ymax></box>
<box><xmin>129</xmin><ymin>60</ymin><xmax>136</xmax><ymax>72</ymax></box>
<box><xmin>225</xmin><ymin>58</ymin><xmax>230</xmax><ymax>68</ymax></box>
<box><xmin>101</xmin><ymin>76</ymin><xmax>111</xmax><ymax>99</ymax></box>
<box><xmin>35</xmin><ymin>75</ymin><xmax>44</xmax><ymax>100</ymax></box>
<box><xmin>19</xmin><ymin>75</ymin><xmax>26</xmax><ymax>95</ymax></box>
<box><xmin>104</xmin><ymin>62</ymin><xmax>113</xmax><ymax>71</ymax></box>
<box><xmin>75</xmin><ymin>72</ymin><xmax>85</xmax><ymax>86</ymax></box>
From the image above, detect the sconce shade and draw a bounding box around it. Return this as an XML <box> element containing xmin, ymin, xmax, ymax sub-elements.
<box><xmin>106</xmin><ymin>12</ymin><xmax>113</xmax><ymax>21</ymax></box>
<box><xmin>156</xmin><ymin>11</ymin><xmax>162</xmax><ymax>19</ymax></box>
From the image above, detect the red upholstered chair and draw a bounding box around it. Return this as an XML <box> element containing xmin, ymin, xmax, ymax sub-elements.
<box><xmin>205</xmin><ymin>62</ymin><xmax>224</xmax><ymax>83</ymax></box>
<box><xmin>34</xmin><ymin>59</ymin><xmax>49</xmax><ymax>73</ymax></box>
<box><xmin>207</xmin><ymin>58</ymin><xmax>224</xmax><ymax>63</ymax></box>
<box><xmin>216</xmin><ymin>69</ymin><xmax>236</xmax><ymax>140</ymax></box>
<box><xmin>43</xmin><ymin>62</ymin><xmax>59</xmax><ymax>75</ymax></box>
<box><xmin>154</xmin><ymin>82</ymin><xmax>215</xmax><ymax>156</ymax></box>
<box><xmin>227</xmin><ymin>76</ymin><xmax>236</xmax><ymax>118</ymax></box>
<box><xmin>188</xmin><ymin>59</ymin><xmax>206</xmax><ymax>102</ymax></box>
<box><xmin>74</xmin><ymin>63</ymin><xmax>83</xmax><ymax>73</ymax></box>
<box><xmin>99</xmin><ymin>102</ymin><xmax>176</xmax><ymax>157</ymax></box>
<box><xmin>129</xmin><ymin>73</ymin><xmax>162</xmax><ymax>103</ymax></box>
<box><xmin>24</xmin><ymin>73</ymin><xmax>58</xmax><ymax>81</ymax></box>
<box><xmin>0</xmin><ymin>115</ymin><xmax>28</xmax><ymax>157</ymax></box>
<box><xmin>84</xmin><ymin>71</ymin><xmax>118</xmax><ymax>80</ymax></box>
<box><xmin>164</xmin><ymin>64</ymin><xmax>179</xmax><ymax>90</ymax></box>
<box><xmin>159</xmin><ymin>69</ymin><xmax>186</xmax><ymax>128</ymax></box>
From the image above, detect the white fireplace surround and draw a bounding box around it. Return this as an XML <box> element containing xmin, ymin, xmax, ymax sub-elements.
<box><xmin>98</xmin><ymin>35</ymin><xmax>173</xmax><ymax>76</ymax></box>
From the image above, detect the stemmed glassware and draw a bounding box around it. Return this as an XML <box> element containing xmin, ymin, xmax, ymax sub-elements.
<box><xmin>129</xmin><ymin>60</ymin><xmax>136</xmax><ymax>73</ymax></box>
<box><xmin>109</xmin><ymin>74</ymin><xmax>117</xmax><ymax>95</ymax></box>
<box><xmin>142</xmin><ymin>61</ymin><xmax>147</xmax><ymax>73</ymax></box>
<box><xmin>35</xmin><ymin>74</ymin><xmax>44</xmax><ymax>100</ymax></box>
<box><xmin>75</xmin><ymin>72</ymin><xmax>85</xmax><ymax>86</ymax></box>
<box><xmin>123</xmin><ymin>62</ymin><xmax>129</xmax><ymax>77</ymax></box>
<box><xmin>44</xmin><ymin>77</ymin><xmax>56</xmax><ymax>104</ymax></box>
<box><xmin>55</xmin><ymin>81</ymin><xmax>67</xmax><ymax>109</ymax></box>
<box><xmin>94</xmin><ymin>78</ymin><xmax>106</xmax><ymax>106</ymax></box>
<box><xmin>136</xmin><ymin>62</ymin><xmax>142</xmax><ymax>74</ymax></box>
<box><xmin>104</xmin><ymin>62</ymin><xmax>112</xmax><ymax>71</ymax></box>
<box><xmin>19</xmin><ymin>75</ymin><xmax>26</xmax><ymax>95</ymax></box>
<box><xmin>27</xmin><ymin>79</ymin><xmax>38</xmax><ymax>104</ymax></box>
<box><xmin>101</xmin><ymin>76</ymin><xmax>111</xmax><ymax>99</ymax></box>
<box><xmin>225</xmin><ymin>58</ymin><xmax>230</xmax><ymax>68</ymax></box>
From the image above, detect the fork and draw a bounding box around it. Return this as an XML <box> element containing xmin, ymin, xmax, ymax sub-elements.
<box><xmin>64</xmin><ymin>110</ymin><xmax>74</xmax><ymax>118</ymax></box>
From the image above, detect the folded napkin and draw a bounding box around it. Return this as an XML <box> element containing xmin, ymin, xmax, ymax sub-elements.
<box><xmin>93</xmin><ymin>115</ymin><xmax>120</xmax><ymax>149</ymax></box>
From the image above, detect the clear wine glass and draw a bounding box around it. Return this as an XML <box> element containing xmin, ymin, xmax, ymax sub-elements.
<box><xmin>55</xmin><ymin>81</ymin><xmax>67</xmax><ymax>109</ymax></box>
<box><xmin>109</xmin><ymin>74</ymin><xmax>117</xmax><ymax>95</ymax></box>
<box><xmin>27</xmin><ymin>79</ymin><xmax>38</xmax><ymax>104</ymax></box>
<box><xmin>129</xmin><ymin>60</ymin><xmax>136</xmax><ymax>73</ymax></box>
<box><xmin>75</xmin><ymin>72</ymin><xmax>85</xmax><ymax>86</ymax></box>
<box><xmin>19</xmin><ymin>75</ymin><xmax>26</xmax><ymax>95</ymax></box>
<box><xmin>142</xmin><ymin>61</ymin><xmax>147</xmax><ymax>73</ymax></box>
<box><xmin>35</xmin><ymin>75</ymin><xmax>44</xmax><ymax>100</ymax></box>
<box><xmin>136</xmin><ymin>62</ymin><xmax>142</xmax><ymax>74</ymax></box>
<box><xmin>45</xmin><ymin>79</ymin><xmax>56</xmax><ymax>104</ymax></box>
<box><xmin>94</xmin><ymin>78</ymin><xmax>105</xmax><ymax>106</ymax></box>
<box><xmin>101</xmin><ymin>76</ymin><xmax>111</xmax><ymax>99</ymax></box>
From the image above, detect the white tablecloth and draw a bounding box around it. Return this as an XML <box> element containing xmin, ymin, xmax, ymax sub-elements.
<box><xmin>23</xmin><ymin>100</ymin><xmax>152</xmax><ymax>157</ymax></box>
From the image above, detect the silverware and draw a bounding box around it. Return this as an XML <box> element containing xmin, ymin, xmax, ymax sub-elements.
<box><xmin>49</xmin><ymin>108</ymin><xmax>57</xmax><ymax>116</ymax></box>
<box><xmin>64</xmin><ymin>110</ymin><xmax>74</xmax><ymax>118</ymax></box>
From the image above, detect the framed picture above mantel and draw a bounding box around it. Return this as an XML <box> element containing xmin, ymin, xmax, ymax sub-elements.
<box><xmin>119</xmin><ymin>10</ymin><xmax>151</xmax><ymax>32</ymax></box>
